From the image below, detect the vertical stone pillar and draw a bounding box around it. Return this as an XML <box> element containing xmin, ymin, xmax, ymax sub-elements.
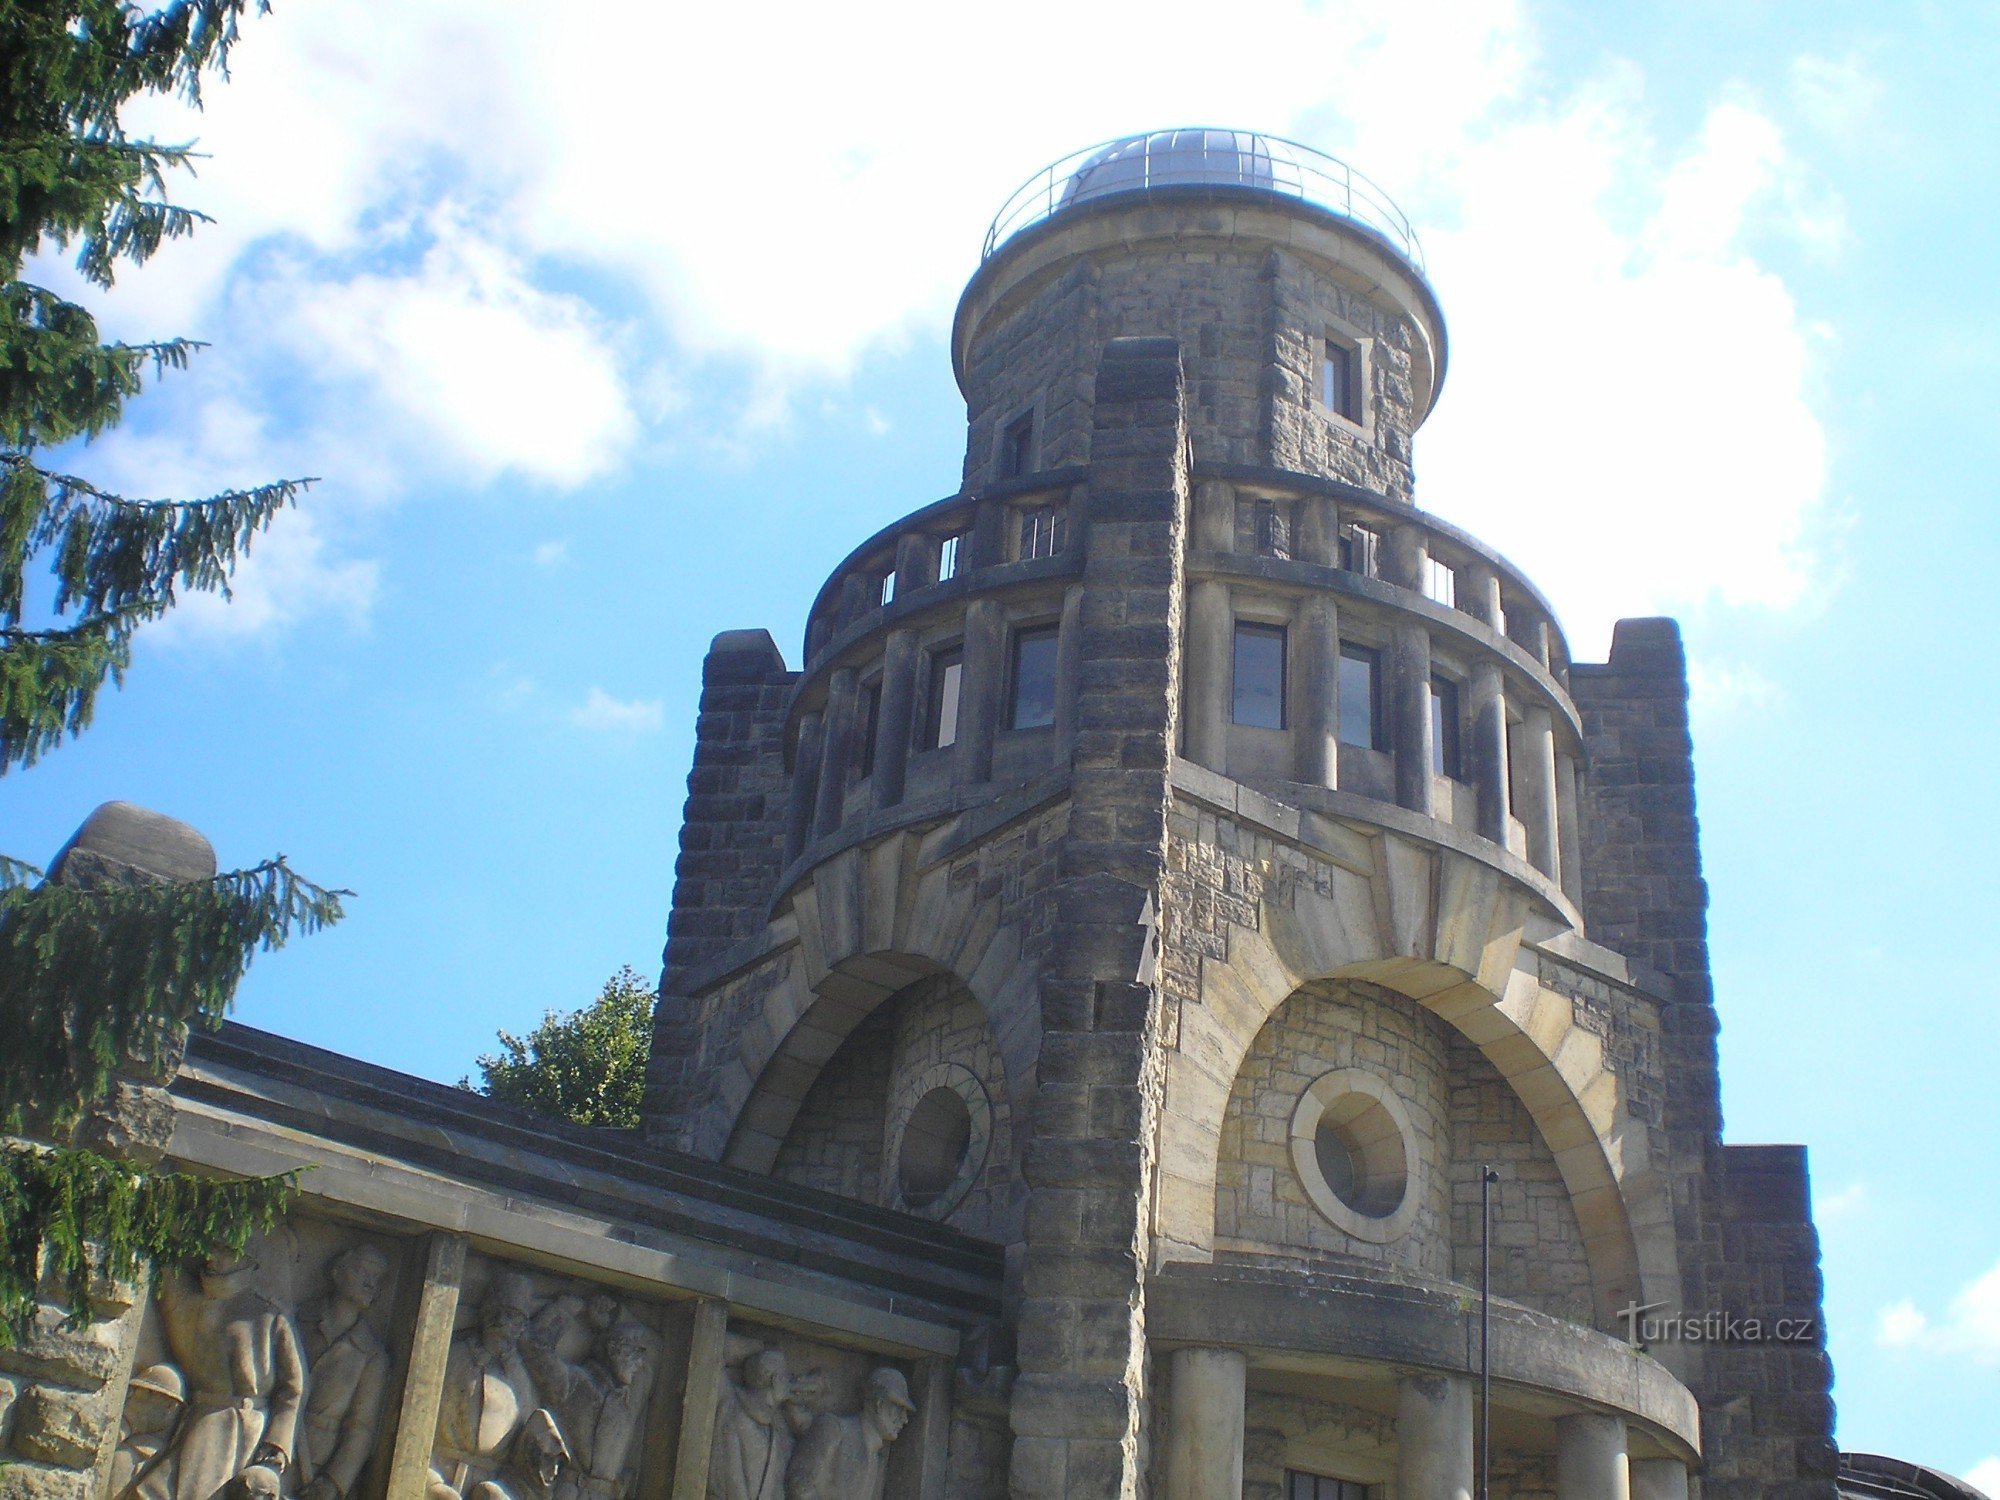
<box><xmin>958</xmin><ymin>597</ymin><xmax>1004</xmax><ymax>784</ymax></box>
<box><xmin>813</xmin><ymin>667</ymin><xmax>859</xmax><ymax>840</ymax></box>
<box><xmin>384</xmin><ymin>1233</ymin><xmax>468</xmax><ymax>1500</ymax></box>
<box><xmin>1556</xmin><ymin>1412</ymin><xmax>1629</xmax><ymax>1500</ymax></box>
<box><xmin>1461</xmin><ymin>562</ymin><xmax>1503</xmax><ymax>630</ymax></box>
<box><xmin>885</xmin><ymin>1357</ymin><xmax>953</xmax><ymax>1500</ymax></box>
<box><xmin>1515</xmin><ymin>705</ymin><xmax>1560</xmax><ymax>879</ymax></box>
<box><xmin>1555</xmin><ymin>752</ymin><xmax>1584</xmax><ymax>906</ymax></box>
<box><xmin>897</xmin><ymin>529</ymin><xmax>941</xmax><ymax>592</ymax></box>
<box><xmin>1294</xmin><ymin>593</ymin><xmax>1341</xmax><ymax>788</ymax></box>
<box><xmin>1469</xmin><ymin>663</ymin><xmax>1509</xmax><ymax>844</ymax></box>
<box><xmin>1629</xmin><ymin>1458</ymin><xmax>1689</xmax><ymax>1500</ymax></box>
<box><xmin>872</xmin><ymin>628</ymin><xmax>920</xmax><ymax>809</ymax></box>
<box><xmin>1192</xmin><ymin>480</ymin><xmax>1235</xmax><ymax>556</ymax></box>
<box><xmin>1295</xmin><ymin>493</ymin><xmax>1340</xmax><ymax>567</ymax></box>
<box><xmin>1163</xmin><ymin>1348</ymin><xmax>1246</xmax><ymax>1500</ymax></box>
<box><xmin>969</xmin><ymin>497</ymin><xmax>1006</xmax><ymax>569</ymax></box>
<box><xmin>1185</xmin><ymin>578</ymin><xmax>1232</xmax><ymax>770</ymax></box>
<box><xmin>668</xmin><ymin>1299</ymin><xmax>729</xmax><ymax>1500</ymax></box>
<box><xmin>1382</xmin><ymin>523</ymin><xmax>1434</xmax><ymax>816</ymax></box>
<box><xmin>785</xmin><ymin>710</ymin><xmax>823</xmax><ymax>862</ymax></box>
<box><xmin>1395</xmin><ymin>1374</ymin><xmax>1472</xmax><ymax>1500</ymax></box>
<box><xmin>1008</xmin><ymin>337</ymin><xmax>1187</xmax><ymax>1500</ymax></box>
<box><xmin>1053</xmin><ymin>584</ymin><xmax>1084</xmax><ymax>754</ymax></box>
<box><xmin>1389</xmin><ymin>621</ymin><xmax>1434</xmax><ymax>817</ymax></box>
<box><xmin>837</xmin><ymin>571</ymin><xmax>875</xmax><ymax>630</ymax></box>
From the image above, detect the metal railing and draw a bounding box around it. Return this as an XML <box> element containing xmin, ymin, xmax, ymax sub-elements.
<box><xmin>983</xmin><ymin>128</ymin><xmax>1425</xmax><ymax>271</ymax></box>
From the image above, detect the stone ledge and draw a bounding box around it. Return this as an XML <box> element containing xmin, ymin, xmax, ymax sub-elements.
<box><xmin>1148</xmin><ymin>1259</ymin><xmax>1700</xmax><ymax>1458</ymax></box>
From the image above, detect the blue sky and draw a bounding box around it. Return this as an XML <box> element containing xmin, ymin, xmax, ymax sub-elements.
<box><xmin>7</xmin><ymin>0</ymin><xmax>1997</xmax><ymax>1478</ymax></box>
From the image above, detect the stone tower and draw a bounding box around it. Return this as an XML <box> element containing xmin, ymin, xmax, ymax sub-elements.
<box><xmin>643</xmin><ymin>130</ymin><xmax>1835</xmax><ymax>1500</ymax></box>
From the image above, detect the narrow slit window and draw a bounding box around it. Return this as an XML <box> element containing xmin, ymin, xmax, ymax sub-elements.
<box><xmin>879</xmin><ymin>570</ymin><xmax>897</xmax><ymax>606</ymax></box>
<box><xmin>1338</xmin><ymin>643</ymin><xmax>1383</xmax><ymax>749</ymax></box>
<box><xmin>927</xmin><ymin>647</ymin><xmax>963</xmax><ymax>749</ymax></box>
<box><xmin>1000</xmin><ymin>411</ymin><xmax>1035</xmax><ymax>478</ymax></box>
<box><xmin>1338</xmin><ymin>523</ymin><xmax>1379</xmax><ymax>577</ymax></box>
<box><xmin>938</xmin><ymin>533</ymin><xmax>963</xmax><ymax>581</ymax></box>
<box><xmin>1232</xmin><ymin>621</ymin><xmax>1288</xmax><ymax>729</ymax></box>
<box><xmin>1321</xmin><ymin>337</ymin><xmax>1361</xmax><ymax>422</ymax></box>
<box><xmin>1430</xmin><ymin>674</ymin><xmax>1461</xmax><ymax>780</ymax></box>
<box><xmin>858</xmin><ymin>680</ymin><xmax>881</xmax><ymax>777</ymax></box>
<box><xmin>1020</xmin><ymin>504</ymin><xmax>1067</xmax><ymax>560</ymax></box>
<box><xmin>1010</xmin><ymin>627</ymin><xmax>1060</xmax><ymax>729</ymax></box>
<box><xmin>1255</xmin><ymin>499</ymin><xmax>1290</xmax><ymax>560</ymax></box>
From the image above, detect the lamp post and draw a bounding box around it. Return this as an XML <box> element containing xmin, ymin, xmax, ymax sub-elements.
<box><xmin>1480</xmin><ymin>1164</ymin><xmax>1498</xmax><ymax>1500</ymax></box>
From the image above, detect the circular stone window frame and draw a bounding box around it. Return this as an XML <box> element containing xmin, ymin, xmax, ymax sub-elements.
<box><xmin>1289</xmin><ymin>1068</ymin><xmax>1420</xmax><ymax>1244</ymax></box>
<box><xmin>885</xmin><ymin>1062</ymin><xmax>993</xmax><ymax>1220</ymax></box>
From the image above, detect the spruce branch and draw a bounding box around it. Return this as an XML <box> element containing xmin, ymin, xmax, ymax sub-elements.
<box><xmin>0</xmin><ymin>604</ymin><xmax>148</xmax><ymax>770</ymax></box>
<box><xmin>0</xmin><ymin>859</ymin><xmax>350</xmax><ymax>1130</ymax></box>
<box><xmin>0</xmin><ymin>1144</ymin><xmax>295</xmax><ymax>1347</ymax></box>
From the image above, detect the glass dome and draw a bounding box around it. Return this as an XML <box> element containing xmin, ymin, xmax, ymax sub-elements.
<box><xmin>984</xmin><ymin>127</ymin><xmax>1423</xmax><ymax>273</ymax></box>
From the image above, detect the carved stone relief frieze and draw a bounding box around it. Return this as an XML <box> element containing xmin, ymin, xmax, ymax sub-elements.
<box><xmin>427</xmin><ymin>1257</ymin><xmax>661</xmax><ymax>1500</ymax></box>
<box><xmin>704</xmin><ymin>1326</ymin><xmax>912</xmax><ymax>1500</ymax></box>
<box><xmin>112</xmin><ymin>1221</ymin><xmax>403</xmax><ymax>1500</ymax></box>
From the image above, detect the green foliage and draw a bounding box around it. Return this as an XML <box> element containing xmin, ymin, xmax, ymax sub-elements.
<box><xmin>0</xmin><ymin>1</ymin><xmax>340</xmax><ymax>1345</ymax></box>
<box><xmin>0</xmin><ymin>1144</ymin><xmax>292</xmax><ymax>1344</ymax></box>
<box><xmin>466</xmin><ymin>966</ymin><xmax>657</xmax><ymax>1130</ymax></box>
<box><xmin>0</xmin><ymin>859</ymin><xmax>346</xmax><ymax>1132</ymax></box>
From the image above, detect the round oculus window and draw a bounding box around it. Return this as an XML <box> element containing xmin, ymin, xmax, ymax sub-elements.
<box><xmin>1290</xmin><ymin>1069</ymin><xmax>1420</xmax><ymax>1242</ymax></box>
<box><xmin>897</xmin><ymin>1086</ymin><xmax>973</xmax><ymax>1211</ymax></box>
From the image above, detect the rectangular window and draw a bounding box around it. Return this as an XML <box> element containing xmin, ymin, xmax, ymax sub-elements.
<box><xmin>1339</xmin><ymin>643</ymin><xmax>1383</xmax><ymax>749</ymax></box>
<box><xmin>926</xmin><ymin>647</ymin><xmax>963</xmax><ymax>749</ymax></box>
<box><xmin>1422</xmin><ymin>555</ymin><xmax>1456</xmax><ymax>608</ymax></box>
<box><xmin>1001</xmin><ymin>411</ymin><xmax>1035</xmax><ymax>478</ymax></box>
<box><xmin>938</xmin><ymin>532</ymin><xmax>963</xmax><ymax>581</ymax></box>
<box><xmin>1019</xmin><ymin>504</ymin><xmax>1067</xmax><ymax>560</ymax></box>
<box><xmin>1232</xmin><ymin>621</ymin><xmax>1287</xmax><ymax>729</ymax></box>
<box><xmin>1009</xmin><ymin>627</ymin><xmax>1060</xmax><ymax>729</ymax></box>
<box><xmin>1321</xmin><ymin>337</ymin><xmax>1361</xmax><ymax>421</ymax></box>
<box><xmin>1287</xmin><ymin>1473</ymin><xmax>1370</xmax><ymax>1500</ymax></box>
<box><xmin>878</xmin><ymin>570</ymin><xmax>897</xmax><ymax>606</ymax></box>
<box><xmin>1430</xmin><ymin>674</ymin><xmax>1461</xmax><ymax>779</ymax></box>
<box><xmin>1338</xmin><ymin>522</ymin><xmax>1379</xmax><ymax>577</ymax></box>
<box><xmin>858</xmin><ymin>680</ymin><xmax>881</xmax><ymax>777</ymax></box>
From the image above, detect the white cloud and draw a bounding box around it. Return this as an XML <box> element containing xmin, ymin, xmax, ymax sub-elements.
<box><xmin>55</xmin><ymin>0</ymin><xmax>1836</xmax><ymax>654</ymax></box>
<box><xmin>1790</xmin><ymin>53</ymin><xmax>1884</xmax><ymax>139</ymax></box>
<box><xmin>1875</xmin><ymin>1259</ymin><xmax>2000</xmax><ymax>1365</ymax></box>
<box><xmin>863</xmin><ymin>408</ymin><xmax>892</xmax><ymax>438</ymax></box>
<box><xmin>1964</xmin><ymin>1457</ymin><xmax>2000</xmax><ymax>1500</ymax></box>
<box><xmin>570</xmin><ymin>688</ymin><xmax>663</xmax><ymax>735</ymax></box>
<box><xmin>532</xmin><ymin>539</ymin><xmax>570</xmax><ymax>568</ymax></box>
<box><xmin>1689</xmin><ymin>661</ymin><xmax>1785</xmax><ymax>726</ymax></box>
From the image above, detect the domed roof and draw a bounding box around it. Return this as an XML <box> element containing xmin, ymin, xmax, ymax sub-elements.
<box><xmin>983</xmin><ymin>127</ymin><xmax>1425</xmax><ymax>274</ymax></box>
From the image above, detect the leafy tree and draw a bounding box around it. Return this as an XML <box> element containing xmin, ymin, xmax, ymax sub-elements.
<box><xmin>0</xmin><ymin>0</ymin><xmax>342</xmax><ymax>1343</ymax></box>
<box><xmin>465</xmin><ymin>966</ymin><xmax>656</xmax><ymax>1130</ymax></box>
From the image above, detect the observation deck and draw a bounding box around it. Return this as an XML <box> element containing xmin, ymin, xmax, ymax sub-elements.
<box><xmin>983</xmin><ymin>127</ymin><xmax>1427</xmax><ymax>277</ymax></box>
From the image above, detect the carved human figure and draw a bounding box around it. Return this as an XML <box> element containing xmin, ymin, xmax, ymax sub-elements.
<box><xmin>294</xmin><ymin>1243</ymin><xmax>392</xmax><ymax>1500</ymax></box>
<box><xmin>110</xmin><ymin>1363</ymin><xmax>186</xmax><ymax>1500</ymax></box>
<box><xmin>783</xmin><ymin>1368</ymin><xmax>914</xmax><ymax>1500</ymax></box>
<box><xmin>520</xmin><ymin>1301</ymin><xmax>657</xmax><ymax>1500</ymax></box>
<box><xmin>428</xmin><ymin>1271</ymin><xmax>545</xmax><ymax>1500</ymax></box>
<box><xmin>706</xmin><ymin>1349</ymin><xmax>821</xmax><ymax>1500</ymax></box>
<box><xmin>155</xmin><ymin>1245</ymin><xmax>307</xmax><ymax>1500</ymax></box>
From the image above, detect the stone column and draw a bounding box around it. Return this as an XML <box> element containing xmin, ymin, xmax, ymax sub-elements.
<box><xmin>897</xmin><ymin>529</ymin><xmax>941</xmax><ymax>593</ymax></box>
<box><xmin>1556</xmin><ymin>751</ymin><xmax>1584</xmax><ymax>906</ymax></box>
<box><xmin>872</xmin><ymin>628</ymin><xmax>920</xmax><ymax>809</ymax></box>
<box><xmin>1192</xmin><ymin>479</ymin><xmax>1235</xmax><ymax>556</ymax></box>
<box><xmin>885</xmin><ymin>1357</ymin><xmax>954</xmax><ymax>1500</ymax></box>
<box><xmin>1163</xmin><ymin>1348</ymin><xmax>1246</xmax><ymax>1500</ymax></box>
<box><xmin>1469</xmin><ymin>663</ymin><xmax>1509</xmax><ymax>844</ymax></box>
<box><xmin>958</xmin><ymin>597</ymin><xmax>1004</xmax><ymax>784</ymax></box>
<box><xmin>1556</xmin><ymin>1412</ymin><xmax>1629</xmax><ymax>1500</ymax></box>
<box><xmin>1185</xmin><ymin>578</ymin><xmax>1233</xmax><ymax>770</ymax></box>
<box><xmin>384</xmin><ymin>1233</ymin><xmax>468</xmax><ymax>1500</ymax></box>
<box><xmin>1389</xmin><ymin>621</ymin><xmax>1434</xmax><ymax>816</ymax></box>
<box><xmin>1629</xmin><ymin>1458</ymin><xmax>1690</xmax><ymax>1500</ymax></box>
<box><xmin>1514</xmin><ymin>705</ymin><xmax>1560</xmax><ymax>879</ymax></box>
<box><xmin>668</xmin><ymin>1299</ymin><xmax>729</xmax><ymax>1500</ymax></box>
<box><xmin>813</xmin><ymin>667</ymin><xmax>859</xmax><ymax>840</ymax></box>
<box><xmin>785</xmin><ymin>710</ymin><xmax>823</xmax><ymax>862</ymax></box>
<box><xmin>837</xmin><ymin>571</ymin><xmax>875</xmax><ymax>630</ymax></box>
<box><xmin>1382</xmin><ymin>523</ymin><xmax>1434</xmax><ymax>817</ymax></box>
<box><xmin>1396</xmin><ymin>1374</ymin><xmax>1472</xmax><ymax>1500</ymax></box>
<box><xmin>1294</xmin><ymin>593</ymin><xmax>1341</xmax><ymax>788</ymax></box>
<box><xmin>968</xmin><ymin>497</ymin><xmax>1006</xmax><ymax>569</ymax></box>
<box><xmin>1053</xmin><ymin>584</ymin><xmax>1084</xmax><ymax>754</ymax></box>
<box><xmin>1461</xmin><ymin>562</ymin><xmax>1503</xmax><ymax>630</ymax></box>
<box><xmin>1295</xmin><ymin>492</ymin><xmax>1340</xmax><ymax>567</ymax></box>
